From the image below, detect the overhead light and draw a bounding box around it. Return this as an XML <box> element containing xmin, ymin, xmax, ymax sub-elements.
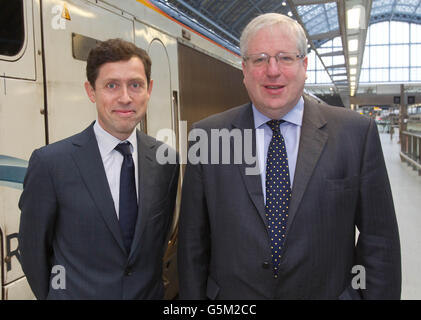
<box><xmin>350</xmin><ymin>68</ymin><xmax>357</xmax><ymax>75</ymax></box>
<box><xmin>282</xmin><ymin>1</ymin><xmax>287</xmax><ymax>6</ymax></box>
<box><xmin>287</xmin><ymin>11</ymin><xmax>293</xmax><ymax>17</ymax></box>
<box><xmin>348</xmin><ymin>39</ymin><xmax>358</xmax><ymax>52</ymax></box>
<box><xmin>349</xmin><ymin>56</ymin><xmax>358</xmax><ymax>65</ymax></box>
<box><xmin>347</xmin><ymin>6</ymin><xmax>361</xmax><ymax>30</ymax></box>
<box><xmin>350</xmin><ymin>76</ymin><xmax>356</xmax><ymax>81</ymax></box>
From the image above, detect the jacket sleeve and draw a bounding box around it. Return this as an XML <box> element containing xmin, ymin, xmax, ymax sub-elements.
<box><xmin>352</xmin><ymin>119</ymin><xmax>401</xmax><ymax>299</ymax></box>
<box><xmin>18</xmin><ymin>149</ymin><xmax>57</xmax><ymax>300</ymax></box>
<box><xmin>177</xmin><ymin>152</ymin><xmax>210</xmax><ymax>299</ymax></box>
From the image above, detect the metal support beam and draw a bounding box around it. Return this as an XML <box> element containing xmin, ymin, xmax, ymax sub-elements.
<box><xmin>293</xmin><ymin>0</ymin><xmax>336</xmax><ymax>5</ymax></box>
<box><xmin>309</xmin><ymin>29</ymin><xmax>341</xmax><ymax>40</ymax></box>
<box><xmin>171</xmin><ymin>0</ymin><xmax>240</xmax><ymax>44</ymax></box>
<box><xmin>319</xmin><ymin>50</ymin><xmax>344</xmax><ymax>57</ymax></box>
<box><xmin>400</xmin><ymin>84</ymin><xmax>408</xmax><ymax>144</ymax></box>
<box><xmin>325</xmin><ymin>63</ymin><xmax>346</xmax><ymax>69</ymax></box>
<box><xmin>330</xmin><ymin>72</ymin><xmax>347</xmax><ymax>77</ymax></box>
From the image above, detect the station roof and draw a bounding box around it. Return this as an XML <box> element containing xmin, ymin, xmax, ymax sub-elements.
<box><xmin>153</xmin><ymin>0</ymin><xmax>421</xmax><ymax>49</ymax></box>
<box><xmin>150</xmin><ymin>0</ymin><xmax>421</xmax><ymax>106</ymax></box>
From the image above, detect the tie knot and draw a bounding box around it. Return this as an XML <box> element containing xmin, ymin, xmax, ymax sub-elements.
<box><xmin>115</xmin><ymin>142</ymin><xmax>132</xmax><ymax>156</ymax></box>
<box><xmin>267</xmin><ymin>120</ymin><xmax>284</xmax><ymax>133</ymax></box>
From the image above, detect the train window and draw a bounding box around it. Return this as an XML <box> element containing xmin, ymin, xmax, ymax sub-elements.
<box><xmin>0</xmin><ymin>0</ymin><xmax>25</xmax><ymax>56</ymax></box>
<box><xmin>72</xmin><ymin>33</ymin><xmax>101</xmax><ymax>61</ymax></box>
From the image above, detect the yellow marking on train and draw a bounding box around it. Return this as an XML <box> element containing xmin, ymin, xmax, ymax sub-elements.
<box><xmin>61</xmin><ymin>3</ymin><xmax>71</xmax><ymax>21</ymax></box>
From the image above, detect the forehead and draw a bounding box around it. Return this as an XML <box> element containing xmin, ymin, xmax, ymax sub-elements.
<box><xmin>96</xmin><ymin>57</ymin><xmax>147</xmax><ymax>82</ymax></box>
<box><xmin>247</xmin><ymin>25</ymin><xmax>298</xmax><ymax>53</ymax></box>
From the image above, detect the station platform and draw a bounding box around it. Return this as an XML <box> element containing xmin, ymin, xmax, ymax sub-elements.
<box><xmin>380</xmin><ymin>130</ymin><xmax>421</xmax><ymax>299</ymax></box>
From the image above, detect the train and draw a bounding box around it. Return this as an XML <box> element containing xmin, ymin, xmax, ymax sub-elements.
<box><xmin>0</xmin><ymin>0</ymin><xmax>250</xmax><ymax>299</ymax></box>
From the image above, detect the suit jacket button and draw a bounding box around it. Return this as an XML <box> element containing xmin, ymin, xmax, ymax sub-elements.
<box><xmin>125</xmin><ymin>267</ymin><xmax>133</xmax><ymax>276</ymax></box>
<box><xmin>262</xmin><ymin>262</ymin><xmax>270</xmax><ymax>269</ymax></box>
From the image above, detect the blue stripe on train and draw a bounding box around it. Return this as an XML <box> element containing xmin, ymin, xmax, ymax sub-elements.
<box><xmin>0</xmin><ymin>155</ymin><xmax>28</xmax><ymax>190</ymax></box>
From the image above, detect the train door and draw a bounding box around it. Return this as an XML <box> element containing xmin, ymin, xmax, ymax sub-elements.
<box><xmin>134</xmin><ymin>21</ymin><xmax>180</xmax><ymax>299</ymax></box>
<box><xmin>40</xmin><ymin>0</ymin><xmax>134</xmax><ymax>143</ymax></box>
<box><xmin>0</xmin><ymin>0</ymin><xmax>44</xmax><ymax>299</ymax></box>
<box><xmin>134</xmin><ymin>21</ymin><xmax>179</xmax><ymax>149</ymax></box>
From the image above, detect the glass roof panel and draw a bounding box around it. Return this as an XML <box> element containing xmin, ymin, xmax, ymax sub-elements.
<box><xmin>371</xmin><ymin>6</ymin><xmax>391</xmax><ymax>16</ymax></box>
<box><xmin>296</xmin><ymin>2</ymin><xmax>338</xmax><ymax>36</ymax></box>
<box><xmin>371</xmin><ymin>0</ymin><xmax>421</xmax><ymax>24</ymax></box>
<box><xmin>397</xmin><ymin>0</ymin><xmax>418</xmax><ymax>6</ymax></box>
<box><xmin>395</xmin><ymin>5</ymin><xmax>416</xmax><ymax>14</ymax></box>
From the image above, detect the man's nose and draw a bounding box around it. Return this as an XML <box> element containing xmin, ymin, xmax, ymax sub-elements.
<box><xmin>118</xmin><ymin>86</ymin><xmax>132</xmax><ymax>104</ymax></box>
<box><xmin>266</xmin><ymin>56</ymin><xmax>281</xmax><ymax>76</ymax></box>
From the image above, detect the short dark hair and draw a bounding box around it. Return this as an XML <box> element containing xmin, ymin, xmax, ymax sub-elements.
<box><xmin>86</xmin><ymin>38</ymin><xmax>152</xmax><ymax>88</ymax></box>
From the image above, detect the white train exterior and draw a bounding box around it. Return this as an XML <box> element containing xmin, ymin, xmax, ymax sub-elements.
<box><xmin>0</xmin><ymin>0</ymin><xmax>249</xmax><ymax>299</ymax></box>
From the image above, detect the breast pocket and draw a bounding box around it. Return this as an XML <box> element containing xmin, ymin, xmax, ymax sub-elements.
<box><xmin>326</xmin><ymin>176</ymin><xmax>359</xmax><ymax>192</ymax></box>
<box><xmin>323</xmin><ymin>176</ymin><xmax>359</xmax><ymax>223</ymax></box>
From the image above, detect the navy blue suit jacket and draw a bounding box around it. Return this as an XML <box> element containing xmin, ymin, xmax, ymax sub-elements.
<box><xmin>178</xmin><ymin>95</ymin><xmax>401</xmax><ymax>299</ymax></box>
<box><xmin>19</xmin><ymin>124</ymin><xmax>179</xmax><ymax>299</ymax></box>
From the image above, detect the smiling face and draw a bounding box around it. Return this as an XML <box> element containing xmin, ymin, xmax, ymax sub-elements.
<box><xmin>85</xmin><ymin>56</ymin><xmax>153</xmax><ymax>140</ymax></box>
<box><xmin>242</xmin><ymin>25</ymin><xmax>308</xmax><ymax>119</ymax></box>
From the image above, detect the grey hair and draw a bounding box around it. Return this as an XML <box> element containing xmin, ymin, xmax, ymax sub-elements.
<box><xmin>240</xmin><ymin>13</ymin><xmax>308</xmax><ymax>58</ymax></box>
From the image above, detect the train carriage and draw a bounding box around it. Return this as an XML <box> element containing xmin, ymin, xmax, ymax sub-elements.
<box><xmin>0</xmin><ymin>0</ymin><xmax>249</xmax><ymax>299</ymax></box>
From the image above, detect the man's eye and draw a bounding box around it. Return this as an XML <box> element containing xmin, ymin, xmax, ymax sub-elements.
<box><xmin>106</xmin><ymin>83</ymin><xmax>117</xmax><ymax>89</ymax></box>
<box><xmin>131</xmin><ymin>83</ymin><xmax>140</xmax><ymax>89</ymax></box>
<box><xmin>253</xmin><ymin>57</ymin><xmax>267</xmax><ymax>64</ymax></box>
<box><xmin>280</xmin><ymin>55</ymin><xmax>294</xmax><ymax>62</ymax></box>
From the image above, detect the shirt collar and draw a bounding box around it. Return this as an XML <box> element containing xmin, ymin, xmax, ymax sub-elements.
<box><xmin>93</xmin><ymin>121</ymin><xmax>137</xmax><ymax>156</ymax></box>
<box><xmin>252</xmin><ymin>96</ymin><xmax>304</xmax><ymax>129</ymax></box>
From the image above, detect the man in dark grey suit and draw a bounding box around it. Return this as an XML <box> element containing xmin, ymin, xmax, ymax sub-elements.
<box><xmin>178</xmin><ymin>13</ymin><xmax>401</xmax><ymax>299</ymax></box>
<box><xmin>18</xmin><ymin>39</ymin><xmax>179</xmax><ymax>299</ymax></box>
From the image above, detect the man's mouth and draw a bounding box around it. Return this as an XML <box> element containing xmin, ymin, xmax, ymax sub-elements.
<box><xmin>263</xmin><ymin>85</ymin><xmax>285</xmax><ymax>94</ymax></box>
<box><xmin>114</xmin><ymin>110</ymin><xmax>135</xmax><ymax>116</ymax></box>
<box><xmin>264</xmin><ymin>85</ymin><xmax>284</xmax><ymax>89</ymax></box>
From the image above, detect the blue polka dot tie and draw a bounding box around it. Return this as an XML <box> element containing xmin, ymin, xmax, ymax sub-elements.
<box><xmin>265</xmin><ymin>120</ymin><xmax>291</xmax><ymax>278</ymax></box>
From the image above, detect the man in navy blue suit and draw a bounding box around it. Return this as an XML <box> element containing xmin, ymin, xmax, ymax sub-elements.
<box><xmin>178</xmin><ymin>13</ymin><xmax>401</xmax><ymax>300</ymax></box>
<box><xmin>19</xmin><ymin>39</ymin><xmax>179</xmax><ymax>299</ymax></box>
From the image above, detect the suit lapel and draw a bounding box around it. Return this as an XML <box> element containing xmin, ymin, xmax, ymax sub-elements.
<box><xmin>287</xmin><ymin>97</ymin><xmax>328</xmax><ymax>232</ymax></box>
<box><xmin>129</xmin><ymin>130</ymin><xmax>157</xmax><ymax>258</ymax></box>
<box><xmin>70</xmin><ymin>124</ymin><xmax>126</xmax><ymax>253</ymax></box>
<box><xmin>232</xmin><ymin>104</ymin><xmax>268</xmax><ymax>227</ymax></box>
<box><xmin>232</xmin><ymin>99</ymin><xmax>328</xmax><ymax>233</ymax></box>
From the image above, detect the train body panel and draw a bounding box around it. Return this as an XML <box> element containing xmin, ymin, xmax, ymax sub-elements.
<box><xmin>0</xmin><ymin>0</ymin><xmax>248</xmax><ymax>299</ymax></box>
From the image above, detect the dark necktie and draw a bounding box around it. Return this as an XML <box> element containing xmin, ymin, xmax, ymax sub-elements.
<box><xmin>265</xmin><ymin>120</ymin><xmax>291</xmax><ymax>278</ymax></box>
<box><xmin>115</xmin><ymin>142</ymin><xmax>138</xmax><ymax>253</ymax></box>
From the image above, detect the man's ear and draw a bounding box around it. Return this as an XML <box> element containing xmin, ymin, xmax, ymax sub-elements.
<box><xmin>148</xmin><ymin>79</ymin><xmax>154</xmax><ymax>95</ymax></box>
<box><xmin>84</xmin><ymin>81</ymin><xmax>96</xmax><ymax>103</ymax></box>
<box><xmin>242</xmin><ymin>61</ymin><xmax>247</xmax><ymax>86</ymax></box>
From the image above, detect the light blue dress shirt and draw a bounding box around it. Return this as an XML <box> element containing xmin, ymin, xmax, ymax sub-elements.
<box><xmin>252</xmin><ymin>97</ymin><xmax>304</xmax><ymax>202</ymax></box>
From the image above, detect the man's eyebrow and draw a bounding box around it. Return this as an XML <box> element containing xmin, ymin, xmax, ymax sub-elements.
<box><xmin>129</xmin><ymin>78</ymin><xmax>146</xmax><ymax>83</ymax></box>
<box><xmin>103</xmin><ymin>77</ymin><xmax>146</xmax><ymax>83</ymax></box>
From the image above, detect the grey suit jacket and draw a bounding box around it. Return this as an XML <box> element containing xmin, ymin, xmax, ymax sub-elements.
<box><xmin>18</xmin><ymin>123</ymin><xmax>179</xmax><ymax>299</ymax></box>
<box><xmin>178</xmin><ymin>95</ymin><xmax>401</xmax><ymax>299</ymax></box>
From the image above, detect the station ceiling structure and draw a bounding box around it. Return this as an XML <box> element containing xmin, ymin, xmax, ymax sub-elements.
<box><xmin>150</xmin><ymin>0</ymin><xmax>421</xmax><ymax>107</ymax></box>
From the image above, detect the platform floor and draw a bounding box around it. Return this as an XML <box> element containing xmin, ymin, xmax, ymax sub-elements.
<box><xmin>380</xmin><ymin>130</ymin><xmax>421</xmax><ymax>300</ymax></box>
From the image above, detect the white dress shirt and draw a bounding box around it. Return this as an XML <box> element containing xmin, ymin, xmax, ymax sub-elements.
<box><xmin>252</xmin><ymin>97</ymin><xmax>304</xmax><ymax>202</ymax></box>
<box><xmin>93</xmin><ymin>121</ymin><xmax>139</xmax><ymax>218</ymax></box>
